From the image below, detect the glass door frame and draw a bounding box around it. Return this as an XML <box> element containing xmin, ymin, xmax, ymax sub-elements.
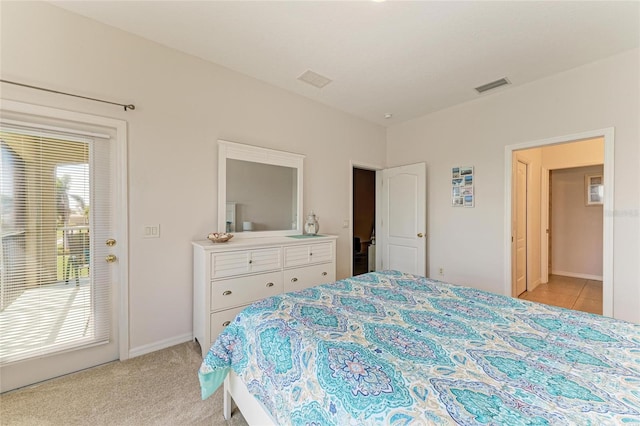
<box><xmin>0</xmin><ymin>99</ymin><xmax>129</xmax><ymax>392</ymax></box>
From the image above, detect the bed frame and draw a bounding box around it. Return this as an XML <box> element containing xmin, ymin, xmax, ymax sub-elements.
<box><xmin>223</xmin><ymin>370</ymin><xmax>276</xmax><ymax>425</ymax></box>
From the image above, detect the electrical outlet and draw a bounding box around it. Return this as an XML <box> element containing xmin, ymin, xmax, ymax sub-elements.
<box><xmin>144</xmin><ymin>224</ymin><xmax>160</xmax><ymax>238</ymax></box>
<box><xmin>438</xmin><ymin>267</ymin><xmax>444</xmax><ymax>275</ymax></box>
<box><xmin>342</xmin><ymin>219</ymin><xmax>349</xmax><ymax>228</ymax></box>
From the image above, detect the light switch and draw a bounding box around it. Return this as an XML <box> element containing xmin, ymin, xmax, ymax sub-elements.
<box><xmin>342</xmin><ymin>219</ymin><xmax>349</xmax><ymax>228</ymax></box>
<box><xmin>144</xmin><ymin>224</ymin><xmax>160</xmax><ymax>238</ymax></box>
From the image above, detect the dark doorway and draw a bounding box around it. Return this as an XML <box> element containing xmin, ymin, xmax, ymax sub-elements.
<box><xmin>352</xmin><ymin>168</ymin><xmax>376</xmax><ymax>275</ymax></box>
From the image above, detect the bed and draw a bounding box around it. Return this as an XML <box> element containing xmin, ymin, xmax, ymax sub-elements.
<box><xmin>198</xmin><ymin>270</ymin><xmax>640</xmax><ymax>424</ymax></box>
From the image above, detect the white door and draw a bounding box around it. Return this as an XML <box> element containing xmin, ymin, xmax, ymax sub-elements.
<box><xmin>379</xmin><ymin>163</ymin><xmax>426</xmax><ymax>275</ymax></box>
<box><xmin>514</xmin><ymin>160</ymin><xmax>528</xmax><ymax>296</ymax></box>
<box><xmin>0</xmin><ymin>123</ymin><xmax>121</xmax><ymax>392</ymax></box>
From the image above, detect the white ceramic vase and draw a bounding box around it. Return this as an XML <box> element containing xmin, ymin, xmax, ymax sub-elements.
<box><xmin>304</xmin><ymin>211</ymin><xmax>319</xmax><ymax>235</ymax></box>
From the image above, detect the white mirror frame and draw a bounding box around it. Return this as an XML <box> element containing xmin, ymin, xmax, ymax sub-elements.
<box><xmin>218</xmin><ymin>140</ymin><xmax>304</xmax><ymax>238</ymax></box>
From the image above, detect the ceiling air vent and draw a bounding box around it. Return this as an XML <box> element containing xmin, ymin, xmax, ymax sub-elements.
<box><xmin>475</xmin><ymin>77</ymin><xmax>510</xmax><ymax>94</ymax></box>
<box><xmin>297</xmin><ymin>70</ymin><xmax>332</xmax><ymax>89</ymax></box>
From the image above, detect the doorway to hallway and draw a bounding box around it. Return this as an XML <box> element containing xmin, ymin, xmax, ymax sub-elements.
<box><xmin>505</xmin><ymin>128</ymin><xmax>613</xmax><ymax>317</ymax></box>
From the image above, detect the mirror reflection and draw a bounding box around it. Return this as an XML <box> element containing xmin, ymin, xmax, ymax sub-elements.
<box><xmin>225</xmin><ymin>159</ymin><xmax>297</xmax><ymax>232</ymax></box>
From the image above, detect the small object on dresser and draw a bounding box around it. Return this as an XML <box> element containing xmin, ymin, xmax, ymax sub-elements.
<box><xmin>304</xmin><ymin>211</ymin><xmax>319</xmax><ymax>235</ymax></box>
<box><xmin>207</xmin><ymin>232</ymin><xmax>234</xmax><ymax>243</ymax></box>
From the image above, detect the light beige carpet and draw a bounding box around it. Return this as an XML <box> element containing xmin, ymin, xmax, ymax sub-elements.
<box><xmin>0</xmin><ymin>342</ymin><xmax>248</xmax><ymax>425</ymax></box>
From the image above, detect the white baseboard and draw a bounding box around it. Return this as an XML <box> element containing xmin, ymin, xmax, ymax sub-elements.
<box><xmin>128</xmin><ymin>333</ymin><xmax>193</xmax><ymax>359</ymax></box>
<box><xmin>551</xmin><ymin>270</ymin><xmax>603</xmax><ymax>281</ymax></box>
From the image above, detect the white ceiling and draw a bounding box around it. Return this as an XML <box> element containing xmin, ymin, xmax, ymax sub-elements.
<box><xmin>53</xmin><ymin>1</ymin><xmax>639</xmax><ymax>126</ymax></box>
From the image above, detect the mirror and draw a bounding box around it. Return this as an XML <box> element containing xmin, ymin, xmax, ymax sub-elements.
<box><xmin>218</xmin><ymin>140</ymin><xmax>304</xmax><ymax>238</ymax></box>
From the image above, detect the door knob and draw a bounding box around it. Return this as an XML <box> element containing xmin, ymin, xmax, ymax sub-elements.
<box><xmin>417</xmin><ymin>233</ymin><xmax>424</xmax><ymax>238</ymax></box>
<box><xmin>106</xmin><ymin>239</ymin><xmax>116</xmax><ymax>247</ymax></box>
<box><xmin>105</xmin><ymin>254</ymin><xmax>117</xmax><ymax>263</ymax></box>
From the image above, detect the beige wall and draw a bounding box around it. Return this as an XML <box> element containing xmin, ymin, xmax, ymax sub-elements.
<box><xmin>0</xmin><ymin>2</ymin><xmax>386</xmax><ymax>351</ymax></box>
<box><xmin>387</xmin><ymin>48</ymin><xmax>639</xmax><ymax>323</ymax></box>
<box><xmin>542</xmin><ymin>137</ymin><xmax>604</xmax><ymax>169</ymax></box>
<box><xmin>551</xmin><ymin>165</ymin><xmax>604</xmax><ymax>278</ymax></box>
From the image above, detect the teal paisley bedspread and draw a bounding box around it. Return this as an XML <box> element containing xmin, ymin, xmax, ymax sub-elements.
<box><xmin>198</xmin><ymin>270</ymin><xmax>640</xmax><ymax>425</ymax></box>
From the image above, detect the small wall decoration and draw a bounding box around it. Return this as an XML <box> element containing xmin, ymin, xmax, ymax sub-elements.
<box><xmin>585</xmin><ymin>174</ymin><xmax>603</xmax><ymax>205</ymax></box>
<box><xmin>452</xmin><ymin>166</ymin><xmax>474</xmax><ymax>207</ymax></box>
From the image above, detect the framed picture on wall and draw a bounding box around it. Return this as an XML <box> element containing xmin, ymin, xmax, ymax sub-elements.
<box><xmin>585</xmin><ymin>174</ymin><xmax>603</xmax><ymax>205</ymax></box>
<box><xmin>452</xmin><ymin>166</ymin><xmax>474</xmax><ymax>207</ymax></box>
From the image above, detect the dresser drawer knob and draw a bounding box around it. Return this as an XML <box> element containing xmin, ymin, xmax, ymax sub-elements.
<box><xmin>266</xmin><ymin>282</ymin><xmax>274</xmax><ymax>287</ymax></box>
<box><xmin>222</xmin><ymin>320</ymin><xmax>231</xmax><ymax>327</ymax></box>
<box><xmin>291</xmin><ymin>277</ymin><xmax>298</xmax><ymax>283</ymax></box>
<box><xmin>222</xmin><ymin>290</ymin><xmax>232</xmax><ymax>296</ymax></box>
<box><xmin>249</xmin><ymin>260</ymin><xmax>253</xmax><ymax>264</ymax></box>
<box><xmin>310</xmin><ymin>252</ymin><xmax>313</xmax><ymax>256</ymax></box>
<box><xmin>322</xmin><ymin>272</ymin><xmax>328</xmax><ymax>276</ymax></box>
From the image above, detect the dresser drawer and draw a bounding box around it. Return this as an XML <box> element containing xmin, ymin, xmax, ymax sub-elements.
<box><xmin>309</xmin><ymin>242</ymin><xmax>333</xmax><ymax>264</ymax></box>
<box><xmin>211</xmin><ymin>247</ymin><xmax>282</xmax><ymax>279</ymax></box>
<box><xmin>283</xmin><ymin>242</ymin><xmax>334</xmax><ymax>267</ymax></box>
<box><xmin>284</xmin><ymin>262</ymin><xmax>335</xmax><ymax>293</ymax></box>
<box><xmin>210</xmin><ymin>306</ymin><xmax>246</xmax><ymax>344</ymax></box>
<box><xmin>210</xmin><ymin>271</ymin><xmax>283</xmax><ymax>311</ymax></box>
<box><xmin>194</xmin><ymin>236</ymin><xmax>337</xmax><ymax>358</ymax></box>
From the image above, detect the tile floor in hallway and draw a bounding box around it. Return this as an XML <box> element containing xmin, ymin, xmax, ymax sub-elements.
<box><xmin>518</xmin><ymin>274</ymin><xmax>603</xmax><ymax>315</ymax></box>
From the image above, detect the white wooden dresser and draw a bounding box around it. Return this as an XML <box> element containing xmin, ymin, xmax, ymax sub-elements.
<box><xmin>193</xmin><ymin>235</ymin><xmax>337</xmax><ymax>357</ymax></box>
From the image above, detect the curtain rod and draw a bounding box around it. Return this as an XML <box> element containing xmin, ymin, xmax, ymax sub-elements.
<box><xmin>0</xmin><ymin>79</ymin><xmax>135</xmax><ymax>111</ymax></box>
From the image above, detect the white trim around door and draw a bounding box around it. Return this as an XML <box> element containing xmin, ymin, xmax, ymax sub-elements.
<box><xmin>504</xmin><ymin>128</ymin><xmax>614</xmax><ymax>317</ymax></box>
